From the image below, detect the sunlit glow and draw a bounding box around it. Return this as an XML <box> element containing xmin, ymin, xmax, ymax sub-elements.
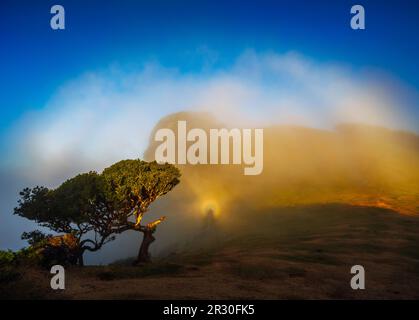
<box><xmin>201</xmin><ymin>199</ymin><xmax>220</xmax><ymax>217</ymax></box>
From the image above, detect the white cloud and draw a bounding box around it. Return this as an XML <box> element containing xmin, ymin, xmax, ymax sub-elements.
<box><xmin>3</xmin><ymin>50</ymin><xmax>417</xmax><ymax>186</ymax></box>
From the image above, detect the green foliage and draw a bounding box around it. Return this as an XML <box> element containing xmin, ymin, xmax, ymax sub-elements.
<box><xmin>13</xmin><ymin>159</ymin><xmax>181</xmax><ymax>266</ymax></box>
<box><xmin>21</xmin><ymin>230</ymin><xmax>51</xmax><ymax>246</ymax></box>
<box><xmin>52</xmin><ymin>171</ymin><xmax>117</xmax><ymax>225</ymax></box>
<box><xmin>0</xmin><ymin>248</ymin><xmax>40</xmax><ymax>267</ymax></box>
<box><xmin>1</xmin><ymin>238</ymin><xmax>81</xmax><ymax>270</ymax></box>
<box><xmin>15</xmin><ymin>246</ymin><xmax>43</xmax><ymax>266</ymax></box>
<box><xmin>103</xmin><ymin>159</ymin><xmax>181</xmax><ymax>213</ymax></box>
<box><xmin>0</xmin><ymin>250</ymin><xmax>21</xmax><ymax>283</ymax></box>
<box><xmin>0</xmin><ymin>250</ymin><xmax>16</xmax><ymax>267</ymax></box>
<box><xmin>14</xmin><ymin>172</ymin><xmax>118</xmax><ymax>235</ymax></box>
<box><xmin>14</xmin><ymin>186</ymin><xmax>54</xmax><ymax>227</ymax></box>
<box><xmin>0</xmin><ymin>247</ymin><xmax>48</xmax><ymax>283</ymax></box>
<box><xmin>14</xmin><ymin>172</ymin><xmax>124</xmax><ymax>262</ymax></box>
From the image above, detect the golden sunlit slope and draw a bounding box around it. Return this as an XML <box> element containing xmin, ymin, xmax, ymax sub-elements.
<box><xmin>259</xmin><ymin>124</ymin><xmax>419</xmax><ymax>215</ymax></box>
<box><xmin>144</xmin><ymin>112</ymin><xmax>419</xmax><ymax>219</ymax></box>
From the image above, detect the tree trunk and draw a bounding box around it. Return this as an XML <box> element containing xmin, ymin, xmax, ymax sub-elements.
<box><xmin>135</xmin><ymin>229</ymin><xmax>155</xmax><ymax>264</ymax></box>
<box><xmin>78</xmin><ymin>251</ymin><xmax>84</xmax><ymax>266</ymax></box>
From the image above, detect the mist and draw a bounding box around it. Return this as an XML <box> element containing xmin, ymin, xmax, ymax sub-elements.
<box><xmin>142</xmin><ymin>111</ymin><xmax>419</xmax><ymax>230</ymax></box>
<box><xmin>0</xmin><ymin>51</ymin><xmax>418</xmax><ymax>264</ymax></box>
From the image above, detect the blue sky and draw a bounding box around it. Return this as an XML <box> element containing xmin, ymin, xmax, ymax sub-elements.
<box><xmin>1</xmin><ymin>0</ymin><xmax>418</xmax><ymax>133</ymax></box>
<box><xmin>0</xmin><ymin>0</ymin><xmax>418</xmax><ymax>258</ymax></box>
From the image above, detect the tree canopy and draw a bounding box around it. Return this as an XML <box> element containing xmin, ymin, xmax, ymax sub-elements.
<box><xmin>14</xmin><ymin>160</ymin><xmax>181</xmax><ymax>266</ymax></box>
<box><xmin>14</xmin><ymin>172</ymin><xmax>121</xmax><ymax>265</ymax></box>
<box><xmin>103</xmin><ymin>160</ymin><xmax>181</xmax><ymax>228</ymax></box>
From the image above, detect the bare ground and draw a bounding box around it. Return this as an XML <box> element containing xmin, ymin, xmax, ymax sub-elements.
<box><xmin>2</xmin><ymin>204</ymin><xmax>419</xmax><ymax>299</ymax></box>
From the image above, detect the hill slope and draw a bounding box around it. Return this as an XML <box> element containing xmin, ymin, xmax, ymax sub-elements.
<box><xmin>2</xmin><ymin>204</ymin><xmax>419</xmax><ymax>299</ymax></box>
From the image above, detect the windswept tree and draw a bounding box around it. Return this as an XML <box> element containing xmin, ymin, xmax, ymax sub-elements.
<box><xmin>15</xmin><ymin>160</ymin><xmax>181</xmax><ymax>266</ymax></box>
<box><xmin>103</xmin><ymin>160</ymin><xmax>181</xmax><ymax>264</ymax></box>
<box><xmin>14</xmin><ymin>172</ymin><xmax>121</xmax><ymax>266</ymax></box>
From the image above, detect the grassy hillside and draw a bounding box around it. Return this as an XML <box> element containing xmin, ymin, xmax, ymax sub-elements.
<box><xmin>2</xmin><ymin>204</ymin><xmax>419</xmax><ymax>299</ymax></box>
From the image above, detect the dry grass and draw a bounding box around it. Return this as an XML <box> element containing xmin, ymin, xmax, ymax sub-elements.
<box><xmin>2</xmin><ymin>204</ymin><xmax>419</xmax><ymax>299</ymax></box>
